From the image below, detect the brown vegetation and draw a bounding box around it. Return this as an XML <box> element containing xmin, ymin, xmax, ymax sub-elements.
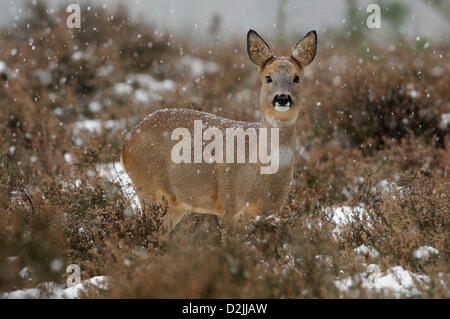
<box><xmin>0</xmin><ymin>4</ymin><xmax>448</xmax><ymax>298</ymax></box>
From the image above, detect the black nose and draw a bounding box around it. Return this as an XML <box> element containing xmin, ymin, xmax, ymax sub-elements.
<box><xmin>272</xmin><ymin>94</ymin><xmax>292</xmax><ymax>106</ymax></box>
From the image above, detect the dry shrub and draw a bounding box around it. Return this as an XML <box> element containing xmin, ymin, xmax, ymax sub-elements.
<box><xmin>0</xmin><ymin>156</ymin><xmax>66</xmax><ymax>290</ymax></box>
<box><xmin>304</xmin><ymin>42</ymin><xmax>449</xmax><ymax>150</ymax></box>
<box><xmin>0</xmin><ymin>3</ymin><xmax>448</xmax><ymax>298</ymax></box>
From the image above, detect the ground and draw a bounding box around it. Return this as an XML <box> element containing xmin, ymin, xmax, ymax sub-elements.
<box><xmin>0</xmin><ymin>4</ymin><xmax>448</xmax><ymax>298</ymax></box>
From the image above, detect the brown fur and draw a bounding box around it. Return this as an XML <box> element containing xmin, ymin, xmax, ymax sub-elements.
<box><xmin>121</xmin><ymin>30</ymin><xmax>317</xmax><ymax>228</ymax></box>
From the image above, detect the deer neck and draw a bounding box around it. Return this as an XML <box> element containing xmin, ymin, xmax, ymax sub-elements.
<box><xmin>260</xmin><ymin>114</ymin><xmax>297</xmax><ymax>149</ymax></box>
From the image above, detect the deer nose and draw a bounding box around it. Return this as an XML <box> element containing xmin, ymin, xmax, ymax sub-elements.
<box><xmin>273</xmin><ymin>94</ymin><xmax>292</xmax><ymax>106</ymax></box>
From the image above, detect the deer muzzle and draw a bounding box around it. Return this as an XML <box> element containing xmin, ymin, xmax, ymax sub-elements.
<box><xmin>272</xmin><ymin>94</ymin><xmax>293</xmax><ymax>112</ymax></box>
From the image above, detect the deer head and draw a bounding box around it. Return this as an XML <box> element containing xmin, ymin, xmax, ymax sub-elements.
<box><xmin>247</xmin><ymin>30</ymin><xmax>317</xmax><ymax>127</ymax></box>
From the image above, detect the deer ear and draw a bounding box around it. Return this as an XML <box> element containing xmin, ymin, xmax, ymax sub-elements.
<box><xmin>292</xmin><ymin>30</ymin><xmax>317</xmax><ymax>67</ymax></box>
<box><xmin>247</xmin><ymin>30</ymin><xmax>273</xmax><ymax>66</ymax></box>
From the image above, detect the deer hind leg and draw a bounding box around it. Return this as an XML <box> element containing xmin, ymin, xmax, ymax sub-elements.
<box><xmin>154</xmin><ymin>189</ymin><xmax>187</xmax><ymax>230</ymax></box>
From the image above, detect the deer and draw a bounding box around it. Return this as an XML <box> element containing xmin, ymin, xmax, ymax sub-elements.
<box><xmin>120</xmin><ymin>29</ymin><xmax>317</xmax><ymax>229</ymax></box>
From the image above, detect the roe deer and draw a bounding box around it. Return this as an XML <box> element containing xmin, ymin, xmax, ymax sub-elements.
<box><xmin>121</xmin><ymin>29</ymin><xmax>317</xmax><ymax>228</ymax></box>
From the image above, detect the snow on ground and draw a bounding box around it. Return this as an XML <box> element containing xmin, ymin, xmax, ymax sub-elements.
<box><xmin>0</xmin><ymin>60</ymin><xmax>16</xmax><ymax>78</ymax></box>
<box><xmin>322</xmin><ymin>209</ymin><xmax>440</xmax><ymax>298</ymax></box>
<box><xmin>373</xmin><ymin>179</ymin><xmax>400</xmax><ymax>193</ymax></box>
<box><xmin>335</xmin><ymin>265</ymin><xmax>430</xmax><ymax>298</ymax></box>
<box><xmin>71</xmin><ymin>48</ymin><xmax>96</xmax><ymax>62</ymax></box>
<box><xmin>322</xmin><ymin>208</ymin><xmax>434</xmax><ymax>297</ymax></box>
<box><xmin>127</xmin><ymin>74</ymin><xmax>175</xmax><ymax>91</ymax></box>
<box><xmin>0</xmin><ymin>163</ymin><xmax>134</xmax><ymax>299</ymax></box>
<box><xmin>71</xmin><ymin>119</ymin><xmax>126</xmax><ymax>141</ymax></box>
<box><xmin>114</xmin><ymin>82</ymin><xmax>133</xmax><ymax>95</ymax></box>
<box><xmin>73</xmin><ymin>119</ymin><xmax>103</xmax><ymax>135</ymax></box>
<box><xmin>322</xmin><ymin>206</ymin><xmax>371</xmax><ymax>238</ymax></box>
<box><xmin>354</xmin><ymin>244</ymin><xmax>380</xmax><ymax>258</ymax></box>
<box><xmin>279</xmin><ymin>205</ymin><xmax>435</xmax><ymax>298</ymax></box>
<box><xmin>325</xmin><ymin>206</ymin><xmax>368</xmax><ymax>225</ymax></box>
<box><xmin>2</xmin><ymin>276</ymin><xmax>108</xmax><ymax>299</ymax></box>
<box><xmin>179</xmin><ymin>55</ymin><xmax>219</xmax><ymax>77</ymax></box>
<box><xmin>0</xmin><ymin>60</ymin><xmax>6</xmax><ymax>73</ymax></box>
<box><xmin>113</xmin><ymin>73</ymin><xmax>175</xmax><ymax>104</ymax></box>
<box><xmin>439</xmin><ymin>113</ymin><xmax>450</xmax><ymax>130</ymax></box>
<box><xmin>96</xmin><ymin>162</ymin><xmax>141</xmax><ymax>211</ymax></box>
<box><xmin>13</xmin><ymin>144</ymin><xmax>443</xmax><ymax>298</ymax></box>
<box><xmin>413</xmin><ymin>246</ymin><xmax>439</xmax><ymax>260</ymax></box>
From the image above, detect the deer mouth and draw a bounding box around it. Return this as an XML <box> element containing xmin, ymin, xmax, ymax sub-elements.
<box><xmin>272</xmin><ymin>94</ymin><xmax>293</xmax><ymax>112</ymax></box>
<box><xmin>274</xmin><ymin>101</ymin><xmax>292</xmax><ymax>112</ymax></box>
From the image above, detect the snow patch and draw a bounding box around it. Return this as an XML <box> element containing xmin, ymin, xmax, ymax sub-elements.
<box><xmin>114</xmin><ymin>74</ymin><xmax>175</xmax><ymax>103</ymax></box>
<box><xmin>335</xmin><ymin>265</ymin><xmax>430</xmax><ymax>298</ymax></box>
<box><xmin>114</xmin><ymin>82</ymin><xmax>133</xmax><ymax>95</ymax></box>
<box><xmin>354</xmin><ymin>244</ymin><xmax>380</xmax><ymax>258</ymax></box>
<box><xmin>180</xmin><ymin>55</ymin><xmax>219</xmax><ymax>77</ymax></box>
<box><xmin>320</xmin><ymin>206</ymin><xmax>373</xmax><ymax>239</ymax></box>
<box><xmin>96</xmin><ymin>162</ymin><xmax>140</xmax><ymax>211</ymax></box>
<box><xmin>88</xmin><ymin>101</ymin><xmax>102</xmax><ymax>113</ymax></box>
<box><xmin>72</xmin><ymin>119</ymin><xmax>125</xmax><ymax>137</ymax></box>
<box><xmin>413</xmin><ymin>246</ymin><xmax>439</xmax><ymax>260</ymax></box>
<box><xmin>323</xmin><ymin>206</ymin><xmax>368</xmax><ymax>227</ymax></box>
<box><xmin>73</xmin><ymin>119</ymin><xmax>102</xmax><ymax>135</ymax></box>
<box><xmin>126</xmin><ymin>74</ymin><xmax>175</xmax><ymax>91</ymax></box>
<box><xmin>64</xmin><ymin>153</ymin><xmax>73</xmax><ymax>164</ymax></box>
<box><xmin>0</xmin><ymin>60</ymin><xmax>14</xmax><ymax>78</ymax></box>
<box><xmin>0</xmin><ymin>60</ymin><xmax>7</xmax><ymax>73</ymax></box>
<box><xmin>2</xmin><ymin>276</ymin><xmax>108</xmax><ymax>299</ymax></box>
<box><xmin>439</xmin><ymin>113</ymin><xmax>450</xmax><ymax>130</ymax></box>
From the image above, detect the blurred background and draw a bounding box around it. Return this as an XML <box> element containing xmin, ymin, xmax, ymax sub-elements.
<box><xmin>0</xmin><ymin>0</ymin><xmax>448</xmax><ymax>299</ymax></box>
<box><xmin>1</xmin><ymin>0</ymin><xmax>450</xmax><ymax>42</ymax></box>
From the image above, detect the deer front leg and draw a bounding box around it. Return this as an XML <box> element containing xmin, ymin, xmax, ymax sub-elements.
<box><xmin>138</xmin><ymin>189</ymin><xmax>188</xmax><ymax>231</ymax></box>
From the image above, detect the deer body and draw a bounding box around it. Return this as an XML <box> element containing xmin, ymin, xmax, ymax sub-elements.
<box><xmin>121</xmin><ymin>30</ymin><xmax>317</xmax><ymax>228</ymax></box>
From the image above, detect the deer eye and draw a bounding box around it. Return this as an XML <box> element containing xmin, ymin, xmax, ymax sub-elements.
<box><xmin>293</xmin><ymin>75</ymin><xmax>300</xmax><ymax>83</ymax></box>
<box><xmin>265</xmin><ymin>76</ymin><xmax>272</xmax><ymax>83</ymax></box>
